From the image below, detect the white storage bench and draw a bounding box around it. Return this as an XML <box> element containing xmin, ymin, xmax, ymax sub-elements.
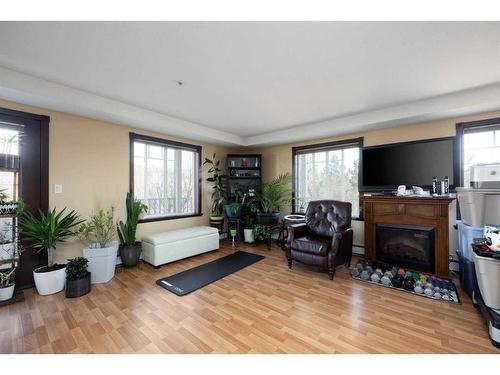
<box><xmin>141</xmin><ymin>226</ymin><xmax>219</xmax><ymax>267</ymax></box>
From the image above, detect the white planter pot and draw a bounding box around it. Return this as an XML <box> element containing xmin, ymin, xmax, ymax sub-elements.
<box><xmin>33</xmin><ymin>266</ymin><xmax>66</xmax><ymax>295</ymax></box>
<box><xmin>83</xmin><ymin>241</ymin><xmax>119</xmax><ymax>284</ymax></box>
<box><xmin>0</xmin><ymin>284</ymin><xmax>15</xmax><ymax>301</ymax></box>
<box><xmin>244</xmin><ymin>229</ymin><xmax>255</xmax><ymax>243</ymax></box>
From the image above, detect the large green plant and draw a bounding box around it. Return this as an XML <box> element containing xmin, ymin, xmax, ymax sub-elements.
<box><xmin>252</xmin><ymin>173</ymin><xmax>292</xmax><ymax>213</ymax></box>
<box><xmin>77</xmin><ymin>208</ymin><xmax>115</xmax><ymax>248</ymax></box>
<box><xmin>117</xmin><ymin>193</ymin><xmax>147</xmax><ymax>246</ymax></box>
<box><xmin>203</xmin><ymin>153</ymin><xmax>226</xmax><ymax>216</ymax></box>
<box><xmin>20</xmin><ymin>208</ymin><xmax>83</xmax><ymax>269</ymax></box>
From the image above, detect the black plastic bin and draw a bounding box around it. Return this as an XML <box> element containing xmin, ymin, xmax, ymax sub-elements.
<box><xmin>457</xmin><ymin>249</ymin><xmax>476</xmax><ymax>298</ymax></box>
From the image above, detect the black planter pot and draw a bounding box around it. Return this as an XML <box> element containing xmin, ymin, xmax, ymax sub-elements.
<box><xmin>65</xmin><ymin>272</ymin><xmax>91</xmax><ymax>298</ymax></box>
<box><xmin>256</xmin><ymin>212</ymin><xmax>280</xmax><ymax>226</ymax></box>
<box><xmin>119</xmin><ymin>242</ymin><xmax>142</xmax><ymax>267</ymax></box>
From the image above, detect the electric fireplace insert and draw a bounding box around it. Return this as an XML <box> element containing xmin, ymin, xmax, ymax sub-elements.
<box><xmin>376</xmin><ymin>223</ymin><xmax>435</xmax><ymax>273</ymax></box>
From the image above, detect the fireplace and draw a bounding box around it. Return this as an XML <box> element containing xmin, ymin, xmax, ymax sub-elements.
<box><xmin>376</xmin><ymin>223</ymin><xmax>435</xmax><ymax>273</ymax></box>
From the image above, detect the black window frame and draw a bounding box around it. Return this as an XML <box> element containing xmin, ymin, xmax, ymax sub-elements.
<box><xmin>129</xmin><ymin>132</ymin><xmax>202</xmax><ymax>223</ymax></box>
<box><xmin>292</xmin><ymin>137</ymin><xmax>364</xmax><ymax>219</ymax></box>
<box><xmin>456</xmin><ymin>116</ymin><xmax>500</xmax><ymax>187</ymax></box>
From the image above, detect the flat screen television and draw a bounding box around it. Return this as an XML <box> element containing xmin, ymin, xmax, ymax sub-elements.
<box><xmin>361</xmin><ymin>137</ymin><xmax>458</xmax><ymax>192</ymax></box>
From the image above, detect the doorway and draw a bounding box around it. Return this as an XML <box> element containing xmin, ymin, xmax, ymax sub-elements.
<box><xmin>0</xmin><ymin>107</ymin><xmax>49</xmax><ymax>288</ymax></box>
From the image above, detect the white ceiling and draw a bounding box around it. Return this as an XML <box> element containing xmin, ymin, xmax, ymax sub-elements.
<box><xmin>2</xmin><ymin>21</ymin><xmax>500</xmax><ymax>146</ymax></box>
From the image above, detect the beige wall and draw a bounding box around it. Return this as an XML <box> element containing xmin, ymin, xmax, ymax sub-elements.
<box><xmin>0</xmin><ymin>98</ymin><xmax>234</xmax><ymax>263</ymax></box>
<box><xmin>3</xmin><ymin>95</ymin><xmax>500</xmax><ymax>255</ymax></box>
<box><xmin>251</xmin><ymin>110</ymin><xmax>500</xmax><ymax>247</ymax></box>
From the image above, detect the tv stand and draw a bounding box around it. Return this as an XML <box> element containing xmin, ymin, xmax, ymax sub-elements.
<box><xmin>362</xmin><ymin>194</ymin><xmax>455</xmax><ymax>276</ymax></box>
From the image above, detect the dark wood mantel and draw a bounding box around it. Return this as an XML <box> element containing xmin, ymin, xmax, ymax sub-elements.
<box><xmin>362</xmin><ymin>195</ymin><xmax>455</xmax><ymax>276</ymax></box>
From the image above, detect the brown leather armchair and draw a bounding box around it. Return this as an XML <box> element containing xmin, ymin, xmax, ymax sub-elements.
<box><xmin>286</xmin><ymin>200</ymin><xmax>353</xmax><ymax>279</ymax></box>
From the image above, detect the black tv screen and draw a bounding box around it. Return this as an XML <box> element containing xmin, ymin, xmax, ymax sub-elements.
<box><xmin>361</xmin><ymin>138</ymin><xmax>456</xmax><ymax>191</ymax></box>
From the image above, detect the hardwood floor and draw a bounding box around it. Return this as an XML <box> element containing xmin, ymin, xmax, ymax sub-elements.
<box><xmin>0</xmin><ymin>242</ymin><xmax>497</xmax><ymax>354</ymax></box>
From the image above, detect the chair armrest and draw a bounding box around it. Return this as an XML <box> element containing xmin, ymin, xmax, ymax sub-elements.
<box><xmin>286</xmin><ymin>223</ymin><xmax>309</xmax><ymax>247</ymax></box>
<box><xmin>330</xmin><ymin>228</ymin><xmax>353</xmax><ymax>255</ymax></box>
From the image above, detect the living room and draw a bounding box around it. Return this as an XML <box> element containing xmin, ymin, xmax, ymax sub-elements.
<box><xmin>1</xmin><ymin>1</ymin><xmax>500</xmax><ymax>372</ymax></box>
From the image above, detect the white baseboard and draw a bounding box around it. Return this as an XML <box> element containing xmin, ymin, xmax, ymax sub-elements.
<box><xmin>352</xmin><ymin>245</ymin><xmax>365</xmax><ymax>256</ymax></box>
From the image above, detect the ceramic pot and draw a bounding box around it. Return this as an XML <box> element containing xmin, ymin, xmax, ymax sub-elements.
<box><xmin>224</xmin><ymin>204</ymin><xmax>242</xmax><ymax>218</ymax></box>
<box><xmin>33</xmin><ymin>265</ymin><xmax>66</xmax><ymax>295</ymax></box>
<box><xmin>209</xmin><ymin>217</ymin><xmax>224</xmax><ymax>232</ymax></box>
<box><xmin>119</xmin><ymin>242</ymin><xmax>142</xmax><ymax>267</ymax></box>
<box><xmin>0</xmin><ymin>284</ymin><xmax>15</xmax><ymax>301</ymax></box>
<box><xmin>243</xmin><ymin>228</ymin><xmax>255</xmax><ymax>243</ymax></box>
<box><xmin>83</xmin><ymin>241</ymin><xmax>118</xmax><ymax>284</ymax></box>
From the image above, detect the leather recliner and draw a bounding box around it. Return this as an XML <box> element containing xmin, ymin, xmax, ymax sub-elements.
<box><xmin>286</xmin><ymin>200</ymin><xmax>353</xmax><ymax>279</ymax></box>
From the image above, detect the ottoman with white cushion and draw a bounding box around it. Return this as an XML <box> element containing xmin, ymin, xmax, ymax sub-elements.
<box><xmin>141</xmin><ymin>226</ymin><xmax>219</xmax><ymax>267</ymax></box>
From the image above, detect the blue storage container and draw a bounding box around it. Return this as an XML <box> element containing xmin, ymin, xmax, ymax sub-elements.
<box><xmin>457</xmin><ymin>221</ymin><xmax>484</xmax><ymax>261</ymax></box>
<box><xmin>457</xmin><ymin>249</ymin><xmax>476</xmax><ymax>298</ymax></box>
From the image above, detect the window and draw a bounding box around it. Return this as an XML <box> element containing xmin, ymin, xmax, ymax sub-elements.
<box><xmin>293</xmin><ymin>138</ymin><xmax>362</xmax><ymax>216</ymax></box>
<box><xmin>130</xmin><ymin>133</ymin><xmax>201</xmax><ymax>221</ymax></box>
<box><xmin>0</xmin><ymin>124</ymin><xmax>21</xmax><ymax>202</ymax></box>
<box><xmin>457</xmin><ymin>119</ymin><xmax>500</xmax><ymax>187</ymax></box>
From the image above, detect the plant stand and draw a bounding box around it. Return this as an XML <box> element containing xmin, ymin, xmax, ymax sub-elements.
<box><xmin>264</xmin><ymin>225</ymin><xmax>280</xmax><ymax>251</ymax></box>
<box><xmin>226</xmin><ymin>217</ymin><xmax>242</xmax><ymax>243</ymax></box>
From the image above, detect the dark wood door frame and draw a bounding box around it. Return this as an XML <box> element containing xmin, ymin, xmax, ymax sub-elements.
<box><xmin>0</xmin><ymin>106</ymin><xmax>49</xmax><ymax>288</ymax></box>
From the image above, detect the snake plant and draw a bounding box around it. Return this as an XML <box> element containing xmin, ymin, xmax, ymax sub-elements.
<box><xmin>116</xmin><ymin>192</ymin><xmax>148</xmax><ymax>246</ymax></box>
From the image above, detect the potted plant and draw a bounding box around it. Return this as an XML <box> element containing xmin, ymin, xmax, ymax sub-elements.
<box><xmin>19</xmin><ymin>208</ymin><xmax>83</xmax><ymax>295</ymax></box>
<box><xmin>224</xmin><ymin>186</ymin><xmax>246</xmax><ymax>218</ymax></box>
<box><xmin>0</xmin><ymin>201</ymin><xmax>24</xmax><ymax>302</ymax></box>
<box><xmin>117</xmin><ymin>192</ymin><xmax>147</xmax><ymax>267</ymax></box>
<box><xmin>78</xmin><ymin>208</ymin><xmax>118</xmax><ymax>283</ymax></box>
<box><xmin>242</xmin><ymin>215</ymin><xmax>255</xmax><ymax>243</ymax></box>
<box><xmin>252</xmin><ymin>173</ymin><xmax>292</xmax><ymax>226</ymax></box>
<box><xmin>65</xmin><ymin>257</ymin><xmax>91</xmax><ymax>298</ymax></box>
<box><xmin>0</xmin><ymin>269</ymin><xmax>15</xmax><ymax>301</ymax></box>
<box><xmin>253</xmin><ymin>224</ymin><xmax>270</xmax><ymax>243</ymax></box>
<box><xmin>203</xmin><ymin>153</ymin><xmax>227</xmax><ymax>229</ymax></box>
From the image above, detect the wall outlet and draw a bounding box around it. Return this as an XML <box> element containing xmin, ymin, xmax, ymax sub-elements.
<box><xmin>54</xmin><ymin>184</ymin><xmax>63</xmax><ymax>194</ymax></box>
